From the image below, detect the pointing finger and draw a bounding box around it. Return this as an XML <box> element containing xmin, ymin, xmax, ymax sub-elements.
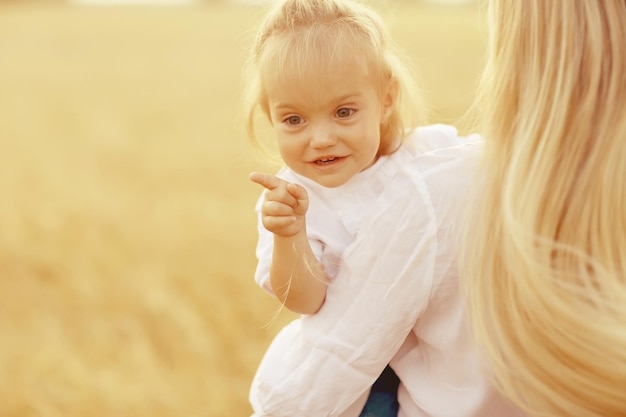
<box><xmin>249</xmin><ymin>172</ymin><xmax>288</xmax><ymax>190</ymax></box>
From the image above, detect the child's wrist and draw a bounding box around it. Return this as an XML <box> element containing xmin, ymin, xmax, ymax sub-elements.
<box><xmin>274</xmin><ymin>229</ymin><xmax>307</xmax><ymax>241</ymax></box>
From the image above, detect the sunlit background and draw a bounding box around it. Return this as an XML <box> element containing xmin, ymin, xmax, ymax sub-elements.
<box><xmin>0</xmin><ymin>1</ymin><xmax>483</xmax><ymax>416</ymax></box>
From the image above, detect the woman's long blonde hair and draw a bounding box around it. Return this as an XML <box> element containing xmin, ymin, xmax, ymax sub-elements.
<box><xmin>463</xmin><ymin>1</ymin><xmax>626</xmax><ymax>416</ymax></box>
<box><xmin>242</xmin><ymin>0</ymin><xmax>425</xmax><ymax>160</ymax></box>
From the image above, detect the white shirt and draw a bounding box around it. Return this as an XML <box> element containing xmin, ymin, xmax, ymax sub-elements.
<box><xmin>254</xmin><ymin>124</ymin><xmax>466</xmax><ymax>294</ymax></box>
<box><xmin>250</xmin><ymin>130</ymin><xmax>526</xmax><ymax>417</ymax></box>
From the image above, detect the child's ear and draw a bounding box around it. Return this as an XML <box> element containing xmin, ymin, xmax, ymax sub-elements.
<box><xmin>381</xmin><ymin>76</ymin><xmax>398</xmax><ymax>121</ymax></box>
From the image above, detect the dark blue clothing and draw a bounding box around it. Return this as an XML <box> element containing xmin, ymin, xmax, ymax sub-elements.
<box><xmin>358</xmin><ymin>365</ymin><xmax>399</xmax><ymax>417</ymax></box>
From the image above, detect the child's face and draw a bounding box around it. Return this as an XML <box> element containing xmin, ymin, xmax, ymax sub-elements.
<box><xmin>265</xmin><ymin>58</ymin><xmax>392</xmax><ymax>188</ymax></box>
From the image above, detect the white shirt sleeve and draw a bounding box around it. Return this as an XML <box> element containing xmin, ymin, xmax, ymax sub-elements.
<box><xmin>253</xmin><ymin>191</ymin><xmax>276</xmax><ymax>294</ymax></box>
<box><xmin>250</xmin><ymin>139</ymin><xmax>483</xmax><ymax>417</ymax></box>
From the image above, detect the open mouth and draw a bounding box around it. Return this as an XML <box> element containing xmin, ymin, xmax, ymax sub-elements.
<box><xmin>314</xmin><ymin>156</ymin><xmax>343</xmax><ymax>165</ymax></box>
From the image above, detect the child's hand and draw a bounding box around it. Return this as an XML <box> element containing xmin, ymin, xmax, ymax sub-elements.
<box><xmin>249</xmin><ymin>172</ymin><xmax>309</xmax><ymax>237</ymax></box>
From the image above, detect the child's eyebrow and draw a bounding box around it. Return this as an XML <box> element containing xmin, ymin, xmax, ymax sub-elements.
<box><xmin>322</xmin><ymin>93</ymin><xmax>364</xmax><ymax>108</ymax></box>
<box><xmin>331</xmin><ymin>93</ymin><xmax>362</xmax><ymax>103</ymax></box>
<box><xmin>272</xmin><ymin>93</ymin><xmax>363</xmax><ymax>111</ymax></box>
<box><xmin>273</xmin><ymin>103</ymin><xmax>297</xmax><ymax>110</ymax></box>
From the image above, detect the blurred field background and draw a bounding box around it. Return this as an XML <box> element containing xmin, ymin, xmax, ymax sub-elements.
<box><xmin>0</xmin><ymin>1</ymin><xmax>484</xmax><ymax>416</ymax></box>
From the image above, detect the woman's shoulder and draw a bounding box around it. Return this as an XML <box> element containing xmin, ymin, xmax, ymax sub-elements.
<box><xmin>403</xmin><ymin>123</ymin><xmax>482</xmax><ymax>154</ymax></box>
<box><xmin>388</xmin><ymin>127</ymin><xmax>483</xmax><ymax>218</ymax></box>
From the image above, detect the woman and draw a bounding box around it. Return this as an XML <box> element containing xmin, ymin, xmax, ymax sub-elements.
<box><xmin>463</xmin><ymin>1</ymin><xmax>626</xmax><ymax>416</ymax></box>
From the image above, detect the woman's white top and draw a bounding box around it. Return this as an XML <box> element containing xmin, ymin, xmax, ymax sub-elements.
<box><xmin>250</xmin><ymin>125</ymin><xmax>525</xmax><ymax>417</ymax></box>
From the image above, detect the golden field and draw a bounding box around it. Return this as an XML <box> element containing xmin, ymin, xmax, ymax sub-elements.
<box><xmin>0</xmin><ymin>2</ymin><xmax>484</xmax><ymax>416</ymax></box>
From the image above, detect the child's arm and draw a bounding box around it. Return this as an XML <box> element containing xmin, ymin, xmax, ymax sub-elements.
<box><xmin>249</xmin><ymin>172</ymin><xmax>327</xmax><ymax>314</ymax></box>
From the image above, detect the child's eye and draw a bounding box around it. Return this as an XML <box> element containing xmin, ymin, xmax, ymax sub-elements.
<box><xmin>336</xmin><ymin>108</ymin><xmax>355</xmax><ymax>118</ymax></box>
<box><xmin>284</xmin><ymin>115</ymin><xmax>303</xmax><ymax>125</ymax></box>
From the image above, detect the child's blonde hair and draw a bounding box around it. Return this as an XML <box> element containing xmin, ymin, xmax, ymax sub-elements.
<box><xmin>242</xmin><ymin>0</ymin><xmax>425</xmax><ymax>159</ymax></box>
<box><xmin>463</xmin><ymin>1</ymin><xmax>626</xmax><ymax>416</ymax></box>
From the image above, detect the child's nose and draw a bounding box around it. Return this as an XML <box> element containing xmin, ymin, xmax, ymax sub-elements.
<box><xmin>310</xmin><ymin>126</ymin><xmax>337</xmax><ymax>148</ymax></box>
